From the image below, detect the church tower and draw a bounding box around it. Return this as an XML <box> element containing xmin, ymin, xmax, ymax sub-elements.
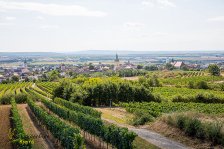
<box><xmin>114</xmin><ymin>53</ymin><xmax>119</xmax><ymax>62</ymax></box>
<box><xmin>23</xmin><ymin>58</ymin><xmax>27</xmax><ymax>68</ymax></box>
<box><xmin>114</xmin><ymin>53</ymin><xmax>120</xmax><ymax>71</ymax></box>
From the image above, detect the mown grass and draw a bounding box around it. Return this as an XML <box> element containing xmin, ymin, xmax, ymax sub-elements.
<box><xmin>133</xmin><ymin>137</ymin><xmax>160</xmax><ymax>149</ymax></box>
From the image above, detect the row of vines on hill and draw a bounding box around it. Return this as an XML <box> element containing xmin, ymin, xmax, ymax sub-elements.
<box><xmin>29</xmin><ymin>87</ymin><xmax>137</xmax><ymax>149</ymax></box>
<box><xmin>27</xmin><ymin>97</ymin><xmax>84</xmax><ymax>149</ymax></box>
<box><xmin>11</xmin><ymin>98</ymin><xmax>33</xmax><ymax>148</ymax></box>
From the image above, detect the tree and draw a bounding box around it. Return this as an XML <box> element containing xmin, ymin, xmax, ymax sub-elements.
<box><xmin>137</xmin><ymin>65</ymin><xmax>143</xmax><ymax>69</ymax></box>
<box><xmin>48</xmin><ymin>70</ymin><xmax>59</xmax><ymax>81</ymax></box>
<box><xmin>11</xmin><ymin>75</ymin><xmax>19</xmax><ymax>82</ymax></box>
<box><xmin>144</xmin><ymin>65</ymin><xmax>158</xmax><ymax>71</ymax></box>
<box><xmin>181</xmin><ymin>65</ymin><xmax>189</xmax><ymax>71</ymax></box>
<box><xmin>208</xmin><ymin>64</ymin><xmax>220</xmax><ymax>76</ymax></box>
<box><xmin>165</xmin><ymin>63</ymin><xmax>174</xmax><ymax>70</ymax></box>
<box><xmin>89</xmin><ymin>65</ymin><xmax>94</xmax><ymax>70</ymax></box>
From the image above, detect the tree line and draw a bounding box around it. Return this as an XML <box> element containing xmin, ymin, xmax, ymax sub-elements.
<box><xmin>53</xmin><ymin>78</ymin><xmax>160</xmax><ymax>106</ymax></box>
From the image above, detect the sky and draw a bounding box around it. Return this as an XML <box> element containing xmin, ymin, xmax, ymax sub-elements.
<box><xmin>0</xmin><ymin>0</ymin><xmax>224</xmax><ymax>52</ymax></box>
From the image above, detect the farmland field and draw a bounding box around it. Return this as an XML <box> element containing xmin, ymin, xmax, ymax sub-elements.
<box><xmin>0</xmin><ymin>71</ymin><xmax>224</xmax><ymax>148</ymax></box>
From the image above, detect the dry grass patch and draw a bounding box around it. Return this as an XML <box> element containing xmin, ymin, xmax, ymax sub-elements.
<box><xmin>0</xmin><ymin>105</ymin><xmax>12</xmax><ymax>149</ymax></box>
<box><xmin>95</xmin><ymin>107</ymin><xmax>134</xmax><ymax>125</ymax></box>
<box><xmin>146</xmin><ymin>113</ymin><xmax>224</xmax><ymax>149</ymax></box>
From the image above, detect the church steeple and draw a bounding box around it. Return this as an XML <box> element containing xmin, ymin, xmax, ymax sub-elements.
<box><xmin>23</xmin><ymin>58</ymin><xmax>27</xmax><ymax>68</ymax></box>
<box><xmin>115</xmin><ymin>53</ymin><xmax>119</xmax><ymax>62</ymax></box>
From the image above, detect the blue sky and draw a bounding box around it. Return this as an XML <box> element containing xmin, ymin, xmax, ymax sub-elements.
<box><xmin>0</xmin><ymin>0</ymin><xmax>224</xmax><ymax>52</ymax></box>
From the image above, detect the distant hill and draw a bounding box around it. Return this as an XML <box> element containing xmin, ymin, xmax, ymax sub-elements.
<box><xmin>0</xmin><ymin>52</ymin><xmax>63</xmax><ymax>57</ymax></box>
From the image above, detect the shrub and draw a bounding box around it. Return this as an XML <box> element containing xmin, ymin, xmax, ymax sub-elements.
<box><xmin>184</xmin><ymin>118</ymin><xmax>204</xmax><ymax>138</ymax></box>
<box><xmin>0</xmin><ymin>93</ymin><xmax>13</xmax><ymax>104</ymax></box>
<box><xmin>132</xmin><ymin>110</ymin><xmax>154</xmax><ymax>125</ymax></box>
<box><xmin>188</xmin><ymin>81</ymin><xmax>194</xmax><ymax>89</ymax></box>
<box><xmin>176</xmin><ymin>115</ymin><xmax>187</xmax><ymax>130</ymax></box>
<box><xmin>168</xmin><ymin>114</ymin><xmax>224</xmax><ymax>145</ymax></box>
<box><xmin>196</xmin><ymin>81</ymin><xmax>209</xmax><ymax>89</ymax></box>
<box><xmin>207</xmin><ymin>123</ymin><xmax>224</xmax><ymax>145</ymax></box>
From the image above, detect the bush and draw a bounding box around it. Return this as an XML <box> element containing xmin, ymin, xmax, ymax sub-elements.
<box><xmin>176</xmin><ymin>115</ymin><xmax>187</xmax><ymax>130</ymax></box>
<box><xmin>188</xmin><ymin>81</ymin><xmax>194</xmax><ymax>89</ymax></box>
<box><xmin>196</xmin><ymin>81</ymin><xmax>209</xmax><ymax>89</ymax></box>
<box><xmin>207</xmin><ymin>123</ymin><xmax>224</xmax><ymax>145</ymax></box>
<box><xmin>195</xmin><ymin>93</ymin><xmax>224</xmax><ymax>103</ymax></box>
<box><xmin>0</xmin><ymin>93</ymin><xmax>13</xmax><ymax>104</ymax></box>
<box><xmin>184</xmin><ymin>118</ymin><xmax>204</xmax><ymax>138</ymax></box>
<box><xmin>168</xmin><ymin>114</ymin><xmax>224</xmax><ymax>145</ymax></box>
<box><xmin>132</xmin><ymin>110</ymin><xmax>154</xmax><ymax>125</ymax></box>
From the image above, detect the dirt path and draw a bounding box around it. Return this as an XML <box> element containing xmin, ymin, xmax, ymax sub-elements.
<box><xmin>17</xmin><ymin>104</ymin><xmax>54</xmax><ymax>149</ymax></box>
<box><xmin>102</xmin><ymin>118</ymin><xmax>189</xmax><ymax>149</ymax></box>
<box><xmin>0</xmin><ymin>105</ymin><xmax>12</xmax><ymax>149</ymax></box>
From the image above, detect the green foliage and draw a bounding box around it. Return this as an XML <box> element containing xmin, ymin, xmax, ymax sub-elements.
<box><xmin>172</xmin><ymin>92</ymin><xmax>224</xmax><ymax>103</ymax></box>
<box><xmin>36</xmin><ymin>93</ymin><xmax>137</xmax><ymax>149</ymax></box>
<box><xmin>0</xmin><ymin>93</ymin><xmax>14</xmax><ymax>104</ymax></box>
<box><xmin>139</xmin><ymin>75</ymin><xmax>161</xmax><ymax>87</ymax></box>
<box><xmin>121</xmin><ymin>102</ymin><xmax>224</xmax><ymax>119</ymax></box>
<box><xmin>208</xmin><ymin>64</ymin><xmax>220</xmax><ymax>76</ymax></box>
<box><xmin>11</xmin><ymin>75</ymin><xmax>19</xmax><ymax>82</ymax></box>
<box><xmin>196</xmin><ymin>81</ymin><xmax>209</xmax><ymax>89</ymax></box>
<box><xmin>144</xmin><ymin>65</ymin><xmax>158</xmax><ymax>71</ymax></box>
<box><xmin>15</xmin><ymin>93</ymin><xmax>27</xmax><ymax>103</ymax></box>
<box><xmin>165</xmin><ymin>63</ymin><xmax>174</xmax><ymax>70</ymax></box>
<box><xmin>161</xmin><ymin>75</ymin><xmax>223</xmax><ymax>87</ymax></box>
<box><xmin>207</xmin><ymin>123</ymin><xmax>224</xmax><ymax>145</ymax></box>
<box><xmin>168</xmin><ymin>114</ymin><xmax>224</xmax><ymax>145</ymax></box>
<box><xmin>54</xmin><ymin>97</ymin><xmax>101</xmax><ymax>118</ymax></box>
<box><xmin>137</xmin><ymin>65</ymin><xmax>143</xmax><ymax>69</ymax></box>
<box><xmin>118</xmin><ymin>69</ymin><xmax>147</xmax><ymax>77</ymax></box>
<box><xmin>27</xmin><ymin>98</ymin><xmax>84</xmax><ymax>149</ymax></box>
<box><xmin>48</xmin><ymin>70</ymin><xmax>60</xmax><ymax>81</ymax></box>
<box><xmin>11</xmin><ymin>98</ymin><xmax>33</xmax><ymax>148</ymax></box>
<box><xmin>153</xmin><ymin>87</ymin><xmax>224</xmax><ymax>103</ymax></box>
<box><xmin>188</xmin><ymin>81</ymin><xmax>194</xmax><ymax>89</ymax></box>
<box><xmin>53</xmin><ymin>78</ymin><xmax>159</xmax><ymax>106</ymax></box>
<box><xmin>131</xmin><ymin>109</ymin><xmax>154</xmax><ymax>125</ymax></box>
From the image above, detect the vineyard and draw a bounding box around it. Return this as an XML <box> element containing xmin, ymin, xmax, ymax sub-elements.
<box><xmin>0</xmin><ymin>72</ymin><xmax>224</xmax><ymax>148</ymax></box>
<box><xmin>120</xmin><ymin>102</ymin><xmax>224</xmax><ymax>117</ymax></box>
<box><xmin>0</xmin><ymin>82</ymin><xmax>138</xmax><ymax>149</ymax></box>
<box><xmin>147</xmin><ymin>71</ymin><xmax>206</xmax><ymax>79</ymax></box>
<box><xmin>160</xmin><ymin>75</ymin><xmax>223</xmax><ymax>86</ymax></box>
<box><xmin>152</xmin><ymin>87</ymin><xmax>224</xmax><ymax>101</ymax></box>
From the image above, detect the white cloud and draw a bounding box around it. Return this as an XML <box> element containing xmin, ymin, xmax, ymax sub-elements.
<box><xmin>5</xmin><ymin>16</ymin><xmax>16</xmax><ymax>21</ymax></box>
<box><xmin>0</xmin><ymin>1</ymin><xmax>107</xmax><ymax>17</ymax></box>
<box><xmin>208</xmin><ymin>16</ymin><xmax>224</xmax><ymax>22</ymax></box>
<box><xmin>40</xmin><ymin>24</ymin><xmax>59</xmax><ymax>29</ymax></box>
<box><xmin>142</xmin><ymin>0</ymin><xmax>176</xmax><ymax>8</ymax></box>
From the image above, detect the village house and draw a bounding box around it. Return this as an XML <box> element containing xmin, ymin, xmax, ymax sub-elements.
<box><xmin>171</xmin><ymin>61</ymin><xmax>187</xmax><ymax>69</ymax></box>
